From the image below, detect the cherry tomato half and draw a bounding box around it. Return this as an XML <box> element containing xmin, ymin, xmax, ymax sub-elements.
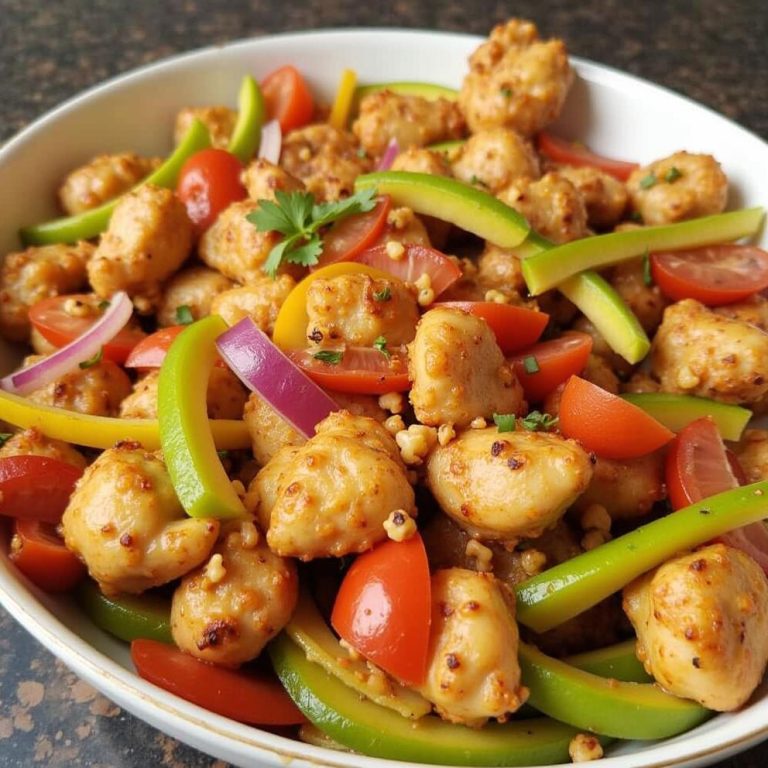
<box><xmin>29</xmin><ymin>294</ymin><xmax>146</xmax><ymax>364</ymax></box>
<box><xmin>124</xmin><ymin>326</ymin><xmax>185</xmax><ymax>368</ymax></box>
<box><xmin>331</xmin><ymin>533</ymin><xmax>431</xmax><ymax>686</ymax></box>
<box><xmin>261</xmin><ymin>65</ymin><xmax>315</xmax><ymax>133</ymax></box>
<box><xmin>131</xmin><ymin>638</ymin><xmax>305</xmax><ymax>725</ymax></box>
<box><xmin>536</xmin><ymin>132</ymin><xmax>639</xmax><ymax>181</ymax></box>
<box><xmin>650</xmin><ymin>245</ymin><xmax>768</xmax><ymax>306</ymax></box>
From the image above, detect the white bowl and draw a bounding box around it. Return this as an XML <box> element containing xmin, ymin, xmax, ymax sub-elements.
<box><xmin>1</xmin><ymin>28</ymin><xmax>767</xmax><ymax>768</ymax></box>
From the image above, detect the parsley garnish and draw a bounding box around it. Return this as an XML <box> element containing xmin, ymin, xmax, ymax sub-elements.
<box><xmin>523</xmin><ymin>355</ymin><xmax>540</xmax><ymax>374</ymax></box>
<box><xmin>175</xmin><ymin>305</ymin><xmax>194</xmax><ymax>325</ymax></box>
<box><xmin>520</xmin><ymin>410</ymin><xmax>558</xmax><ymax>432</ymax></box>
<box><xmin>639</xmin><ymin>173</ymin><xmax>657</xmax><ymax>190</ymax></box>
<box><xmin>79</xmin><ymin>347</ymin><xmax>103</xmax><ymax>369</ymax></box>
<box><xmin>664</xmin><ymin>166</ymin><xmax>682</xmax><ymax>183</ymax></box>
<box><xmin>493</xmin><ymin>413</ymin><xmax>517</xmax><ymax>433</ymax></box>
<box><xmin>642</xmin><ymin>247</ymin><xmax>653</xmax><ymax>286</ymax></box>
<box><xmin>373</xmin><ymin>286</ymin><xmax>392</xmax><ymax>302</ymax></box>
<box><xmin>248</xmin><ymin>188</ymin><xmax>378</xmax><ymax>277</ymax></box>
<box><xmin>373</xmin><ymin>335</ymin><xmax>390</xmax><ymax>358</ymax></box>
<box><xmin>0</xmin><ymin>433</ymin><xmax>12</xmax><ymax>447</ymax></box>
<box><xmin>313</xmin><ymin>349</ymin><xmax>344</xmax><ymax>365</ymax></box>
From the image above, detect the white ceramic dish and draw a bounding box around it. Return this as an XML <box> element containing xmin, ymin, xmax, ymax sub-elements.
<box><xmin>1</xmin><ymin>27</ymin><xmax>767</xmax><ymax>768</ymax></box>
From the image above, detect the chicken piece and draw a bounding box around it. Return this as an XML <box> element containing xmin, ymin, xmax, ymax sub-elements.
<box><xmin>607</xmin><ymin>257</ymin><xmax>668</xmax><ymax>334</ymax></box>
<box><xmin>497</xmin><ymin>172</ymin><xmax>588</xmax><ymax>244</ymax></box>
<box><xmin>476</xmin><ymin>243</ymin><xmax>527</xmax><ymax>295</ymax></box>
<box><xmin>553</xmin><ymin>164</ymin><xmax>628</xmax><ymax>229</ymax></box>
<box><xmin>245</xmin><ymin>412</ymin><xmax>414</xmax><ymax>560</ymax></box>
<box><xmin>714</xmin><ymin>294</ymin><xmax>768</xmax><ymax>333</ymax></box>
<box><xmin>452</xmin><ymin>128</ymin><xmax>540</xmax><ymax>192</ymax></box>
<box><xmin>174</xmin><ymin>106</ymin><xmax>237</xmax><ymax>149</ymax></box>
<box><xmin>379</xmin><ymin>206</ymin><xmax>432</xmax><ymax>248</ymax></box>
<box><xmin>731</xmin><ymin>429</ymin><xmax>768</xmax><ymax>484</ymax></box>
<box><xmin>623</xmin><ymin>544</ymin><xmax>768</xmax><ymax>711</ymax></box>
<box><xmin>418</xmin><ymin>568</ymin><xmax>527</xmax><ymax>726</ymax></box>
<box><xmin>305</xmin><ymin>273</ymin><xmax>419</xmax><ymax>348</ymax></box>
<box><xmin>241</xmin><ymin>158</ymin><xmax>305</xmax><ymax>202</ymax></box>
<box><xmin>281</xmin><ymin>124</ymin><xmax>372</xmax><ymax>202</ymax></box>
<box><xmin>62</xmin><ymin>441</ymin><xmax>219</xmax><ymax>595</ymax></box>
<box><xmin>209</xmin><ymin>274</ymin><xmax>296</xmax><ymax>336</ymax></box>
<box><xmin>171</xmin><ymin>520</ymin><xmax>298</xmax><ymax>667</ymax></box>
<box><xmin>58</xmin><ymin>153</ymin><xmax>160</xmax><ymax>215</ymax></box>
<box><xmin>651</xmin><ymin>299</ymin><xmax>768</xmax><ymax>405</ymax></box>
<box><xmin>156</xmin><ymin>266</ymin><xmax>233</xmax><ymax>327</ymax></box>
<box><xmin>0</xmin><ymin>428</ymin><xmax>86</xmax><ymax>469</ymax></box>
<box><xmin>427</xmin><ymin>426</ymin><xmax>592</xmax><ymax>541</ymax></box>
<box><xmin>459</xmin><ymin>18</ymin><xmax>572</xmax><ymax>136</ymax></box>
<box><xmin>626</xmin><ymin>151</ymin><xmax>727</xmax><ymax>225</ymax></box>
<box><xmin>621</xmin><ymin>370</ymin><xmax>661</xmax><ymax>395</ymax></box>
<box><xmin>582</xmin><ymin>353</ymin><xmax>620</xmax><ymax>395</ymax></box>
<box><xmin>409</xmin><ymin>307</ymin><xmax>523</xmax><ymax>427</ymax></box>
<box><xmin>352</xmin><ymin>91</ymin><xmax>465</xmax><ymax>158</ymax></box>
<box><xmin>87</xmin><ymin>184</ymin><xmax>193</xmax><ymax>312</ymax></box>
<box><xmin>0</xmin><ymin>242</ymin><xmax>93</xmax><ymax>342</ymax></box>
<box><xmin>391</xmin><ymin>146</ymin><xmax>453</xmax><ymax>177</ymax></box>
<box><xmin>25</xmin><ymin>355</ymin><xmax>132</xmax><ymax>417</ymax></box>
<box><xmin>198</xmin><ymin>199</ymin><xmax>283</xmax><ymax>285</ymax></box>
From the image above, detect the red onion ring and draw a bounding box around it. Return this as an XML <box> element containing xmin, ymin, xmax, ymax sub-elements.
<box><xmin>376</xmin><ymin>137</ymin><xmax>400</xmax><ymax>171</ymax></box>
<box><xmin>257</xmin><ymin>119</ymin><xmax>282</xmax><ymax>165</ymax></box>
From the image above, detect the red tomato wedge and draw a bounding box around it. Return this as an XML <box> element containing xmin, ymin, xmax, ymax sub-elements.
<box><xmin>261</xmin><ymin>65</ymin><xmax>315</xmax><ymax>133</ymax></box>
<box><xmin>316</xmin><ymin>196</ymin><xmax>392</xmax><ymax>268</ymax></box>
<box><xmin>29</xmin><ymin>294</ymin><xmax>146</xmax><ymax>364</ymax></box>
<box><xmin>124</xmin><ymin>326</ymin><xmax>184</xmax><ymax>368</ymax></box>
<box><xmin>509</xmin><ymin>332</ymin><xmax>592</xmax><ymax>403</ymax></box>
<box><xmin>287</xmin><ymin>346</ymin><xmax>409</xmax><ymax>395</ymax></box>
<box><xmin>560</xmin><ymin>376</ymin><xmax>675</xmax><ymax>459</ymax></box>
<box><xmin>131</xmin><ymin>638</ymin><xmax>305</xmax><ymax>725</ymax></box>
<box><xmin>435</xmin><ymin>302</ymin><xmax>549</xmax><ymax>354</ymax></box>
<box><xmin>536</xmin><ymin>132</ymin><xmax>639</xmax><ymax>181</ymax></box>
<box><xmin>9</xmin><ymin>519</ymin><xmax>86</xmax><ymax>593</ymax></box>
<box><xmin>0</xmin><ymin>456</ymin><xmax>83</xmax><ymax>523</ymax></box>
<box><xmin>650</xmin><ymin>245</ymin><xmax>768</xmax><ymax>306</ymax></box>
<box><xmin>177</xmin><ymin>148</ymin><xmax>246</xmax><ymax>235</ymax></box>
<box><xmin>352</xmin><ymin>243</ymin><xmax>462</xmax><ymax>297</ymax></box>
<box><xmin>331</xmin><ymin>533</ymin><xmax>431</xmax><ymax>686</ymax></box>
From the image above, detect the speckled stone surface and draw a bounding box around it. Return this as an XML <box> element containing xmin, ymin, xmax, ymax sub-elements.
<box><xmin>1</xmin><ymin>0</ymin><xmax>768</xmax><ymax>766</ymax></box>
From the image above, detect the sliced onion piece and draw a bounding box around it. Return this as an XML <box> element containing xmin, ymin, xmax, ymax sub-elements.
<box><xmin>257</xmin><ymin>119</ymin><xmax>283</xmax><ymax>165</ymax></box>
<box><xmin>376</xmin><ymin>138</ymin><xmax>400</xmax><ymax>171</ymax></box>
<box><xmin>216</xmin><ymin>317</ymin><xmax>337</xmax><ymax>437</ymax></box>
<box><xmin>1</xmin><ymin>292</ymin><xmax>133</xmax><ymax>396</ymax></box>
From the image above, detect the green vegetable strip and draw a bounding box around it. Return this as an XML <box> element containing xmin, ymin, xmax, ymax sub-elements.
<box><xmin>565</xmin><ymin>639</ymin><xmax>650</xmax><ymax>683</ymax></box>
<box><xmin>521</xmin><ymin>207</ymin><xmax>765</xmax><ymax>295</ymax></box>
<box><xmin>621</xmin><ymin>393</ymin><xmax>752</xmax><ymax>441</ymax></box>
<box><xmin>20</xmin><ymin>119</ymin><xmax>212</xmax><ymax>246</ymax></box>
<box><xmin>227</xmin><ymin>75</ymin><xmax>265</xmax><ymax>164</ymax></box>
<box><xmin>516</xmin><ymin>480</ymin><xmax>768</xmax><ymax>633</ymax></box>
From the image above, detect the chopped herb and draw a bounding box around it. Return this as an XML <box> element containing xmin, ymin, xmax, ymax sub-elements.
<box><xmin>175</xmin><ymin>305</ymin><xmax>194</xmax><ymax>325</ymax></box>
<box><xmin>313</xmin><ymin>349</ymin><xmax>344</xmax><ymax>365</ymax></box>
<box><xmin>79</xmin><ymin>347</ymin><xmax>103</xmax><ymax>369</ymax></box>
<box><xmin>97</xmin><ymin>300</ymin><xmax>111</xmax><ymax>311</ymax></box>
<box><xmin>629</xmin><ymin>210</ymin><xmax>644</xmax><ymax>223</ymax></box>
<box><xmin>0</xmin><ymin>433</ymin><xmax>12</xmax><ymax>447</ymax></box>
<box><xmin>664</xmin><ymin>166</ymin><xmax>682</xmax><ymax>183</ymax></box>
<box><xmin>642</xmin><ymin>247</ymin><xmax>653</xmax><ymax>286</ymax></box>
<box><xmin>500</xmin><ymin>86</ymin><xmax>513</xmax><ymax>98</ymax></box>
<box><xmin>248</xmin><ymin>188</ymin><xmax>378</xmax><ymax>277</ymax></box>
<box><xmin>639</xmin><ymin>173</ymin><xmax>657</xmax><ymax>190</ymax></box>
<box><xmin>520</xmin><ymin>410</ymin><xmax>558</xmax><ymax>432</ymax></box>
<box><xmin>469</xmin><ymin>174</ymin><xmax>488</xmax><ymax>188</ymax></box>
<box><xmin>373</xmin><ymin>286</ymin><xmax>392</xmax><ymax>302</ymax></box>
<box><xmin>493</xmin><ymin>413</ymin><xmax>517</xmax><ymax>433</ymax></box>
<box><xmin>373</xmin><ymin>335</ymin><xmax>390</xmax><ymax>358</ymax></box>
<box><xmin>523</xmin><ymin>355</ymin><xmax>540</xmax><ymax>374</ymax></box>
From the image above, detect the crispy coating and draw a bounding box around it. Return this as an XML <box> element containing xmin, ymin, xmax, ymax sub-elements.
<box><xmin>651</xmin><ymin>299</ymin><xmax>768</xmax><ymax>405</ymax></box>
<box><xmin>0</xmin><ymin>428</ymin><xmax>86</xmax><ymax>469</ymax></box>
<box><xmin>174</xmin><ymin>106</ymin><xmax>237</xmax><ymax>149</ymax></box>
<box><xmin>623</xmin><ymin>544</ymin><xmax>768</xmax><ymax>711</ymax></box>
<box><xmin>171</xmin><ymin>521</ymin><xmax>298</xmax><ymax>666</ymax></box>
<box><xmin>477</xmin><ymin>243</ymin><xmax>527</xmax><ymax>295</ymax></box>
<box><xmin>209</xmin><ymin>274</ymin><xmax>296</xmax><ymax>336</ymax></box>
<box><xmin>379</xmin><ymin>206</ymin><xmax>432</xmax><ymax>248</ymax></box>
<box><xmin>408</xmin><ymin>307</ymin><xmax>523</xmax><ymax>427</ymax></box>
<box><xmin>156</xmin><ymin>266</ymin><xmax>233</xmax><ymax>327</ymax></box>
<box><xmin>607</xmin><ymin>257</ymin><xmax>668</xmax><ymax>334</ymax></box>
<box><xmin>731</xmin><ymin>429</ymin><xmax>768</xmax><ymax>484</ymax></box>
<box><xmin>245</xmin><ymin>412</ymin><xmax>414</xmax><ymax>560</ymax></box>
<box><xmin>281</xmin><ymin>124</ymin><xmax>372</xmax><ymax>201</ymax></box>
<box><xmin>306</xmin><ymin>273</ymin><xmax>419</xmax><ymax>348</ymax></box>
<box><xmin>87</xmin><ymin>184</ymin><xmax>193</xmax><ymax>311</ymax></box>
<box><xmin>58</xmin><ymin>153</ymin><xmax>160</xmax><ymax>215</ymax></box>
<box><xmin>459</xmin><ymin>19</ymin><xmax>572</xmax><ymax>136</ymax></box>
<box><xmin>426</xmin><ymin>426</ymin><xmax>592</xmax><ymax>540</ymax></box>
<box><xmin>0</xmin><ymin>242</ymin><xmax>93</xmax><ymax>342</ymax></box>
<box><xmin>582</xmin><ymin>354</ymin><xmax>620</xmax><ymax>395</ymax></box>
<box><xmin>554</xmin><ymin>164</ymin><xmax>628</xmax><ymax>228</ymax></box>
<box><xmin>452</xmin><ymin>128</ymin><xmax>540</xmax><ymax>192</ymax></box>
<box><xmin>714</xmin><ymin>294</ymin><xmax>768</xmax><ymax>332</ymax></box>
<box><xmin>241</xmin><ymin>158</ymin><xmax>305</xmax><ymax>202</ymax></box>
<box><xmin>391</xmin><ymin>147</ymin><xmax>453</xmax><ymax>177</ymax></box>
<box><xmin>497</xmin><ymin>172</ymin><xmax>588</xmax><ymax>244</ymax></box>
<box><xmin>627</xmin><ymin>151</ymin><xmax>727</xmax><ymax>225</ymax></box>
<box><xmin>62</xmin><ymin>442</ymin><xmax>219</xmax><ymax>595</ymax></box>
<box><xmin>352</xmin><ymin>91</ymin><xmax>465</xmax><ymax>158</ymax></box>
<box><xmin>418</xmin><ymin>568</ymin><xmax>527</xmax><ymax>726</ymax></box>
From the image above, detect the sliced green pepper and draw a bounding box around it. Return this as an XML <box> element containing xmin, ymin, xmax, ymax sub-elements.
<box><xmin>20</xmin><ymin>119</ymin><xmax>212</xmax><ymax>246</ymax></box>
<box><xmin>158</xmin><ymin>315</ymin><xmax>246</xmax><ymax>519</ymax></box>
<box><xmin>516</xmin><ymin>480</ymin><xmax>768</xmax><ymax>633</ymax></box>
<box><xmin>227</xmin><ymin>75</ymin><xmax>266</xmax><ymax>164</ymax></box>
<box><xmin>566</xmin><ymin>639</ymin><xmax>650</xmax><ymax>683</ymax></box>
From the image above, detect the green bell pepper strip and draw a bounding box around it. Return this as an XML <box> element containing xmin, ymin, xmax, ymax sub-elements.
<box><xmin>158</xmin><ymin>315</ymin><xmax>246</xmax><ymax>519</ymax></box>
<box><xmin>516</xmin><ymin>480</ymin><xmax>768</xmax><ymax>633</ymax></box>
<box><xmin>621</xmin><ymin>393</ymin><xmax>751</xmax><ymax>441</ymax></box>
<box><xmin>566</xmin><ymin>639</ymin><xmax>650</xmax><ymax>683</ymax></box>
<box><xmin>19</xmin><ymin>119</ymin><xmax>212</xmax><ymax>246</ymax></box>
<box><xmin>76</xmin><ymin>580</ymin><xmax>172</xmax><ymax>644</ymax></box>
<box><xmin>227</xmin><ymin>75</ymin><xmax>266</xmax><ymax>164</ymax></box>
<box><xmin>269</xmin><ymin>633</ymin><xmax>595</xmax><ymax>767</ymax></box>
<box><xmin>521</xmin><ymin>207</ymin><xmax>765</xmax><ymax>295</ymax></box>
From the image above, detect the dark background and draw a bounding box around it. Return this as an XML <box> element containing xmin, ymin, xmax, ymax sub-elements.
<box><xmin>1</xmin><ymin>0</ymin><xmax>767</xmax><ymax>765</ymax></box>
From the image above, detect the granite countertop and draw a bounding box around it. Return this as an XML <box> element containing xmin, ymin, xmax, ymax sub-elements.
<box><xmin>1</xmin><ymin>0</ymin><xmax>767</xmax><ymax>766</ymax></box>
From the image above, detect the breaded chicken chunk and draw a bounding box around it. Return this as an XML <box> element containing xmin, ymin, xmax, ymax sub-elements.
<box><xmin>174</xmin><ymin>106</ymin><xmax>237</xmax><ymax>149</ymax></box>
<box><xmin>241</xmin><ymin>158</ymin><xmax>305</xmax><ymax>202</ymax></box>
<box><xmin>554</xmin><ymin>164</ymin><xmax>628</xmax><ymax>229</ymax></box>
<box><xmin>0</xmin><ymin>428</ymin><xmax>86</xmax><ymax>469</ymax></box>
<box><xmin>209</xmin><ymin>274</ymin><xmax>296</xmax><ymax>336</ymax></box>
<box><xmin>156</xmin><ymin>266</ymin><xmax>233</xmax><ymax>327</ymax></box>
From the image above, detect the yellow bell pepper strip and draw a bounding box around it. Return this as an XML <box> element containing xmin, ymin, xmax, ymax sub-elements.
<box><xmin>227</xmin><ymin>75</ymin><xmax>266</xmax><ymax>164</ymax></box>
<box><xmin>329</xmin><ymin>68</ymin><xmax>358</xmax><ymax>129</ymax></box>
<box><xmin>621</xmin><ymin>393</ymin><xmax>751</xmax><ymax>442</ymax></box>
<box><xmin>157</xmin><ymin>315</ymin><xmax>246</xmax><ymax>519</ymax></box>
<box><xmin>516</xmin><ymin>480</ymin><xmax>768</xmax><ymax>633</ymax></box>
<box><xmin>521</xmin><ymin>207</ymin><xmax>765</xmax><ymax>295</ymax></box>
<box><xmin>0</xmin><ymin>388</ymin><xmax>249</xmax><ymax>450</ymax></box>
<box><xmin>566</xmin><ymin>639</ymin><xmax>651</xmax><ymax>683</ymax></box>
<box><xmin>20</xmin><ymin>119</ymin><xmax>212</xmax><ymax>246</ymax></box>
<box><xmin>519</xmin><ymin>642</ymin><xmax>710</xmax><ymax>740</ymax></box>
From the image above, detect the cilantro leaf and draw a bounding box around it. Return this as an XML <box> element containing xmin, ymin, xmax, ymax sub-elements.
<box><xmin>286</xmin><ymin>237</ymin><xmax>324</xmax><ymax>268</ymax></box>
<box><xmin>520</xmin><ymin>410</ymin><xmax>558</xmax><ymax>432</ymax></box>
<box><xmin>313</xmin><ymin>349</ymin><xmax>344</xmax><ymax>364</ymax></box>
<box><xmin>373</xmin><ymin>335</ymin><xmax>390</xmax><ymax>358</ymax></box>
<box><xmin>312</xmin><ymin>187</ymin><xmax>376</xmax><ymax>228</ymax></box>
<box><xmin>175</xmin><ymin>304</ymin><xmax>194</xmax><ymax>325</ymax></box>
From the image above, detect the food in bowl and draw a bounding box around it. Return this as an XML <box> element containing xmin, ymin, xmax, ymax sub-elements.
<box><xmin>1</xmin><ymin>16</ymin><xmax>768</xmax><ymax>767</ymax></box>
